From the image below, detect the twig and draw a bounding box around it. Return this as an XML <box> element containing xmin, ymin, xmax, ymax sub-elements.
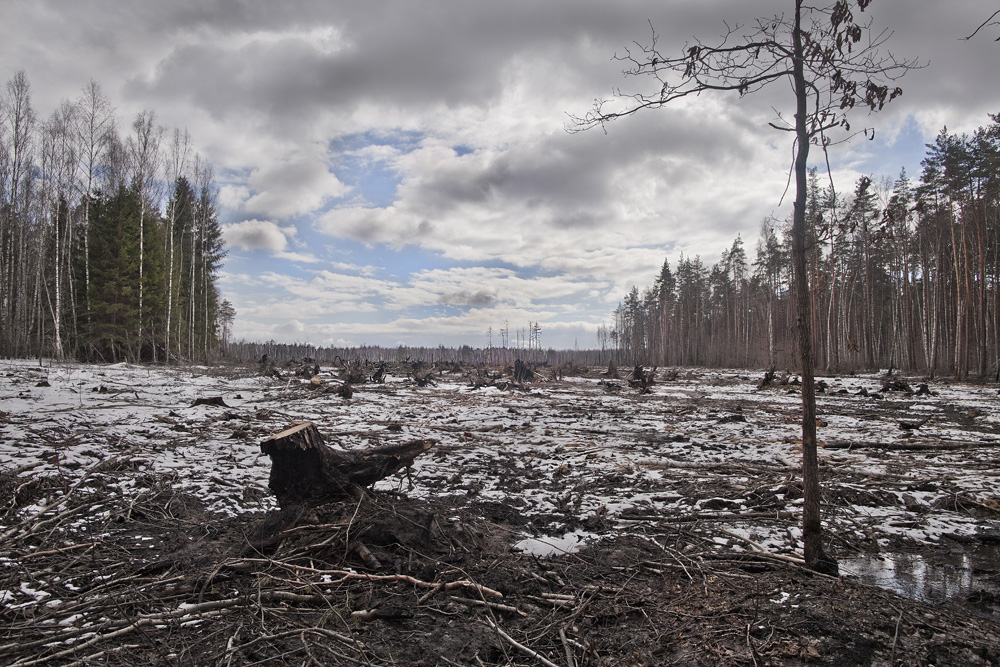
<box><xmin>61</xmin><ymin>644</ymin><xmax>142</xmax><ymax>667</ymax></box>
<box><xmin>449</xmin><ymin>595</ymin><xmax>526</xmax><ymax>617</ymax></box>
<box><xmin>417</xmin><ymin>582</ymin><xmax>446</xmax><ymax>604</ymax></box>
<box><xmin>965</xmin><ymin>9</ymin><xmax>1000</xmax><ymax>40</ymax></box>
<box><xmin>889</xmin><ymin>606</ymin><xmax>903</xmax><ymax>664</ymax></box>
<box><xmin>746</xmin><ymin>623</ymin><xmax>760</xmax><ymax>667</ymax></box>
<box><xmin>15</xmin><ymin>542</ymin><xmax>97</xmax><ymax>559</ymax></box>
<box><xmin>559</xmin><ymin>627</ymin><xmax>577</xmax><ymax>667</ymax></box>
<box><xmin>223</xmin><ymin>625</ymin><xmax>241</xmax><ymax>667</ymax></box>
<box><xmin>718</xmin><ymin>528</ymin><xmax>807</xmax><ymax>565</ymax></box>
<box><xmin>484</xmin><ymin>618</ymin><xmax>561</xmax><ymax>667</ymax></box>
<box><xmin>225</xmin><ymin>558</ymin><xmax>504</xmax><ymax>598</ymax></box>
<box><xmin>221</xmin><ymin>627</ymin><xmax>359</xmax><ymax>660</ymax></box>
<box><xmin>11</xmin><ymin>603</ymin><xmax>236</xmax><ymax>666</ymax></box>
<box><xmin>643</xmin><ymin>536</ymin><xmax>696</xmax><ymax>581</ymax></box>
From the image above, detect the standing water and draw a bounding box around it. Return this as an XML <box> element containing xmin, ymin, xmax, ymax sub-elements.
<box><xmin>839</xmin><ymin>543</ymin><xmax>1000</xmax><ymax>617</ymax></box>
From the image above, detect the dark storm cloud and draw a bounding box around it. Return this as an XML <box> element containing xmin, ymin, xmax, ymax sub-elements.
<box><xmin>120</xmin><ymin>1</ymin><xmax>769</xmax><ymax>129</ymax></box>
<box><xmin>438</xmin><ymin>289</ymin><xmax>498</xmax><ymax>308</ymax></box>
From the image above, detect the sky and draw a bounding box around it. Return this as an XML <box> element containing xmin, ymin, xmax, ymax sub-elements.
<box><xmin>1</xmin><ymin>1</ymin><xmax>997</xmax><ymax>350</ymax></box>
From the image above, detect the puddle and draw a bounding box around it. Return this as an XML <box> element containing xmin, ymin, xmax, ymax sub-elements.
<box><xmin>839</xmin><ymin>544</ymin><xmax>1000</xmax><ymax>616</ymax></box>
<box><xmin>513</xmin><ymin>530</ymin><xmax>595</xmax><ymax>557</ymax></box>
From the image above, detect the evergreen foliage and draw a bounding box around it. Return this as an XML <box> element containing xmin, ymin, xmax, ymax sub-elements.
<box><xmin>609</xmin><ymin>115</ymin><xmax>1000</xmax><ymax>378</ymax></box>
<box><xmin>84</xmin><ymin>184</ymin><xmax>142</xmax><ymax>361</ymax></box>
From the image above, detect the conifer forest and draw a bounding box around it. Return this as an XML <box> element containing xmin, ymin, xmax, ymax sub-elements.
<box><xmin>0</xmin><ymin>72</ymin><xmax>227</xmax><ymax>363</ymax></box>
<box><xmin>609</xmin><ymin>116</ymin><xmax>1000</xmax><ymax>379</ymax></box>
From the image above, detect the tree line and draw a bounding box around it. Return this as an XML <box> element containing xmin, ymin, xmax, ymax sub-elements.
<box><xmin>225</xmin><ymin>341</ymin><xmax>610</xmax><ymax>368</ymax></box>
<box><xmin>0</xmin><ymin>71</ymin><xmax>229</xmax><ymax>363</ymax></box>
<box><xmin>609</xmin><ymin>115</ymin><xmax>1000</xmax><ymax>379</ymax></box>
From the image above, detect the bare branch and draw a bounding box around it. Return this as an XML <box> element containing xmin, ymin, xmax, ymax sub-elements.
<box><xmin>965</xmin><ymin>9</ymin><xmax>1000</xmax><ymax>41</ymax></box>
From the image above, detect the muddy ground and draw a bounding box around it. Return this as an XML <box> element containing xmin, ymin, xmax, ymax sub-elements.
<box><xmin>1</xmin><ymin>359</ymin><xmax>999</xmax><ymax>665</ymax></box>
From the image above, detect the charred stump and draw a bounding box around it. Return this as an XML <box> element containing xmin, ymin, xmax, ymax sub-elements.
<box><xmin>260</xmin><ymin>422</ymin><xmax>434</xmax><ymax>507</ymax></box>
<box><xmin>881</xmin><ymin>379</ymin><xmax>914</xmax><ymax>394</ymax></box>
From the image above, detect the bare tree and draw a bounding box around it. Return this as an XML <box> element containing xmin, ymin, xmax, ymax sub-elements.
<box><xmin>573</xmin><ymin>0</ymin><xmax>917</xmax><ymax>572</ymax></box>
<box><xmin>127</xmin><ymin>110</ymin><xmax>164</xmax><ymax>355</ymax></box>
<box><xmin>40</xmin><ymin>100</ymin><xmax>79</xmax><ymax>358</ymax></box>
<box><xmin>1</xmin><ymin>72</ymin><xmax>37</xmax><ymax>355</ymax></box>
<box><xmin>164</xmin><ymin>128</ymin><xmax>191</xmax><ymax>364</ymax></box>
<box><xmin>74</xmin><ymin>80</ymin><xmax>116</xmax><ymax>321</ymax></box>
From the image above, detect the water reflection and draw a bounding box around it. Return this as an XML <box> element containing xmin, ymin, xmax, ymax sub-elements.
<box><xmin>840</xmin><ymin>552</ymin><xmax>971</xmax><ymax>601</ymax></box>
<box><xmin>839</xmin><ymin>545</ymin><xmax>999</xmax><ymax>616</ymax></box>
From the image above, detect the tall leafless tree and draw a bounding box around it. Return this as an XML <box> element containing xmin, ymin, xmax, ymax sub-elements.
<box><xmin>574</xmin><ymin>0</ymin><xmax>917</xmax><ymax>572</ymax></box>
<box><xmin>164</xmin><ymin>128</ymin><xmax>191</xmax><ymax>364</ymax></box>
<box><xmin>127</xmin><ymin>109</ymin><xmax>164</xmax><ymax>355</ymax></box>
<box><xmin>74</xmin><ymin>80</ymin><xmax>116</xmax><ymax>323</ymax></box>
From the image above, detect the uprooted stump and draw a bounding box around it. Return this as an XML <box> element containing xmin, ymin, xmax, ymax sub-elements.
<box><xmin>260</xmin><ymin>422</ymin><xmax>435</xmax><ymax>506</ymax></box>
<box><xmin>628</xmin><ymin>364</ymin><xmax>657</xmax><ymax>394</ymax></box>
<box><xmin>757</xmin><ymin>368</ymin><xmax>776</xmax><ymax>390</ymax></box>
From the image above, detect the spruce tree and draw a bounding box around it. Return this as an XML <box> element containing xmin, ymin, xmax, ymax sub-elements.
<box><xmin>84</xmin><ymin>184</ymin><xmax>142</xmax><ymax>361</ymax></box>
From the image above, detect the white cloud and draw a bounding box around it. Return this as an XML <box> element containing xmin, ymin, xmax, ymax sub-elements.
<box><xmin>222</xmin><ymin>219</ymin><xmax>293</xmax><ymax>252</ymax></box>
<box><xmin>244</xmin><ymin>154</ymin><xmax>350</xmax><ymax>219</ymax></box>
<box><xmin>274</xmin><ymin>250</ymin><xmax>321</xmax><ymax>263</ymax></box>
<box><xmin>274</xmin><ymin>319</ymin><xmax>306</xmax><ymax>336</ymax></box>
<box><xmin>218</xmin><ymin>184</ymin><xmax>250</xmax><ymax>212</ymax></box>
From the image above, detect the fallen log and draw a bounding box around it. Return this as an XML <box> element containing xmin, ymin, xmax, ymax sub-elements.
<box><xmin>260</xmin><ymin>422</ymin><xmax>435</xmax><ymax>506</ymax></box>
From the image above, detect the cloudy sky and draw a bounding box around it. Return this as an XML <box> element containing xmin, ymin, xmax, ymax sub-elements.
<box><xmin>2</xmin><ymin>1</ymin><xmax>996</xmax><ymax>349</ymax></box>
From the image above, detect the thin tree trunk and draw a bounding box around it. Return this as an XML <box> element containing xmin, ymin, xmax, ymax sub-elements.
<box><xmin>792</xmin><ymin>1</ymin><xmax>834</xmax><ymax>574</ymax></box>
<box><xmin>166</xmin><ymin>218</ymin><xmax>175</xmax><ymax>364</ymax></box>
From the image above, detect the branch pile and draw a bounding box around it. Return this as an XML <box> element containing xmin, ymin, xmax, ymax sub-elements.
<box><xmin>1</xmin><ymin>455</ymin><xmax>998</xmax><ymax>665</ymax></box>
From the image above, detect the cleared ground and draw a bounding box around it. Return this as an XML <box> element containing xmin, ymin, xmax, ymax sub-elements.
<box><xmin>1</xmin><ymin>359</ymin><xmax>998</xmax><ymax>665</ymax></box>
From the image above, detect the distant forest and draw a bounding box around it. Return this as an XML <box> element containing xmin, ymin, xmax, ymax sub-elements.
<box><xmin>228</xmin><ymin>118</ymin><xmax>1000</xmax><ymax>378</ymax></box>
<box><xmin>4</xmin><ymin>67</ymin><xmax>998</xmax><ymax>376</ymax></box>
<box><xmin>608</xmin><ymin>115</ymin><xmax>1000</xmax><ymax>379</ymax></box>
<box><xmin>0</xmin><ymin>72</ymin><xmax>229</xmax><ymax>362</ymax></box>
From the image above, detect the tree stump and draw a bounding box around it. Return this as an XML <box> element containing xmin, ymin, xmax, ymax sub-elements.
<box><xmin>627</xmin><ymin>365</ymin><xmax>657</xmax><ymax>394</ymax></box>
<box><xmin>260</xmin><ymin>422</ymin><xmax>435</xmax><ymax>506</ymax></box>
<box><xmin>192</xmin><ymin>396</ymin><xmax>229</xmax><ymax>407</ymax></box>
<box><xmin>512</xmin><ymin>358</ymin><xmax>533</xmax><ymax>384</ymax></box>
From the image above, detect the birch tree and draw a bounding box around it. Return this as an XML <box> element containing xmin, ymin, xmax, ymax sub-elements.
<box><xmin>40</xmin><ymin>101</ymin><xmax>78</xmax><ymax>358</ymax></box>
<box><xmin>164</xmin><ymin>128</ymin><xmax>190</xmax><ymax>363</ymax></box>
<box><xmin>74</xmin><ymin>80</ymin><xmax>116</xmax><ymax>320</ymax></box>
<box><xmin>127</xmin><ymin>109</ymin><xmax>164</xmax><ymax>357</ymax></box>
